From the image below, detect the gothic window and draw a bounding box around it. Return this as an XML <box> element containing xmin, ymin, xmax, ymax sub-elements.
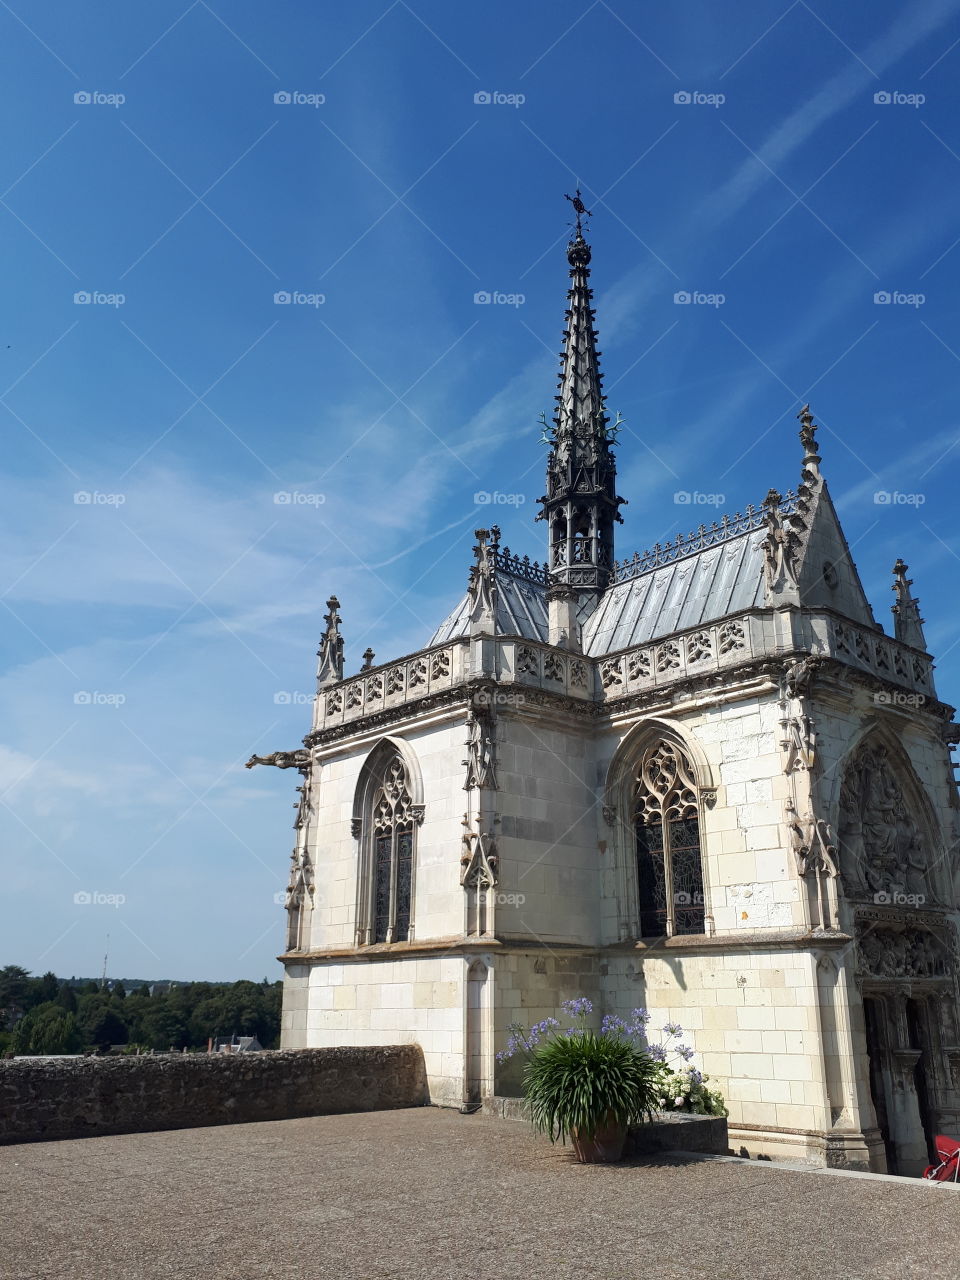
<box><xmin>354</xmin><ymin>745</ymin><xmax>421</xmax><ymax>946</ymax></box>
<box><xmin>634</xmin><ymin>741</ymin><xmax>705</xmax><ymax>937</ymax></box>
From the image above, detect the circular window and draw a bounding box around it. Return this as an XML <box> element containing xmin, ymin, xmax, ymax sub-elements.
<box><xmin>823</xmin><ymin>561</ymin><xmax>839</xmax><ymax>589</ymax></box>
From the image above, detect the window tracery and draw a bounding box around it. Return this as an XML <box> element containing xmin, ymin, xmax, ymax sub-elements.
<box><xmin>634</xmin><ymin>740</ymin><xmax>706</xmax><ymax>937</ymax></box>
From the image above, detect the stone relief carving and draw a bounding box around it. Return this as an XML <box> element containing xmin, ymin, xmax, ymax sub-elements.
<box><xmin>627</xmin><ymin>651</ymin><xmax>651</xmax><ymax>681</ymax></box>
<box><xmin>600</xmin><ymin>658</ymin><xmax>623</xmax><ymax>688</ymax></box>
<box><xmin>717</xmin><ymin>620</ymin><xmax>746</xmax><ymax>655</ymax></box>
<box><xmin>837</xmin><ymin>741</ymin><xmax>933</xmax><ymax>901</ymax></box>
<box><xmin>543</xmin><ymin>652</ymin><xmax>565</xmax><ymax>683</ymax></box>
<box><xmin>655</xmin><ymin>641</ymin><xmax>680</xmax><ymax>673</ymax></box>
<box><xmin>686</xmin><ymin>631</ymin><xmax>712</xmax><ymax>664</ymax></box>
<box><xmin>778</xmin><ymin>655</ymin><xmax>820</xmax><ymax>773</ymax></box>
<box><xmin>857</xmin><ymin>927</ymin><xmax>952</xmax><ymax>980</ymax></box>
<box><xmin>460</xmin><ymin>812</ymin><xmax>499</xmax><ymax>888</ymax></box>
<box><xmin>463</xmin><ymin>708</ymin><xmax>498</xmax><ymax>791</ymax></box>
<box><xmin>517</xmin><ymin>645</ymin><xmax>539</xmax><ymax>676</ymax></box>
<box><xmin>760</xmin><ymin>488</ymin><xmax>802</xmax><ymax>595</ymax></box>
<box><xmin>786</xmin><ymin>798</ymin><xmax>838</xmax><ymax>878</ymax></box>
<box><xmin>570</xmin><ymin>658</ymin><xmax>588</xmax><ymax>688</ymax></box>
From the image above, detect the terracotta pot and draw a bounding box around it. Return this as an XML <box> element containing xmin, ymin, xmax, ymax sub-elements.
<box><xmin>570</xmin><ymin>1116</ymin><xmax>628</xmax><ymax>1163</ymax></box>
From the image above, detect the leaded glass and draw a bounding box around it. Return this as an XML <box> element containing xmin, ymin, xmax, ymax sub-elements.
<box><xmin>367</xmin><ymin>753</ymin><xmax>416</xmax><ymax>943</ymax></box>
<box><xmin>374</xmin><ymin>834</ymin><xmax>392</xmax><ymax>943</ymax></box>
<box><xmin>394</xmin><ymin>830</ymin><xmax>413</xmax><ymax>942</ymax></box>
<box><xmin>634</xmin><ymin>741</ymin><xmax>705</xmax><ymax>937</ymax></box>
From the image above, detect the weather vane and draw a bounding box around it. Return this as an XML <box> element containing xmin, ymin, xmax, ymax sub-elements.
<box><xmin>564</xmin><ymin>187</ymin><xmax>592</xmax><ymax>236</ymax></box>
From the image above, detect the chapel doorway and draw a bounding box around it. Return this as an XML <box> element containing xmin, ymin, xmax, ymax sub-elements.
<box><xmin>906</xmin><ymin>998</ymin><xmax>936</xmax><ymax>1165</ymax></box>
<box><xmin>863</xmin><ymin>997</ymin><xmax>896</xmax><ymax>1173</ymax></box>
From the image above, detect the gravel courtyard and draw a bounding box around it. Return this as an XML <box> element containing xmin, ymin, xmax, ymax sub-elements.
<box><xmin>2</xmin><ymin>1107</ymin><xmax>958</xmax><ymax>1279</ymax></box>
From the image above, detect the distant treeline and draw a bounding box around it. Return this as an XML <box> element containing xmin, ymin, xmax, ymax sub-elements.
<box><xmin>0</xmin><ymin>966</ymin><xmax>282</xmax><ymax>1056</ymax></box>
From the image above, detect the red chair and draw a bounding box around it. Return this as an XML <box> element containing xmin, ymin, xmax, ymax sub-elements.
<box><xmin>923</xmin><ymin>1135</ymin><xmax>960</xmax><ymax>1182</ymax></box>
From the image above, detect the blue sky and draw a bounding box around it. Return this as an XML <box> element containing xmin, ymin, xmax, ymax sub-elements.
<box><xmin>3</xmin><ymin>0</ymin><xmax>960</xmax><ymax>980</ymax></box>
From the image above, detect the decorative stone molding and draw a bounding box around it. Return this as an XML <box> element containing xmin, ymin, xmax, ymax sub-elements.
<box><xmin>463</xmin><ymin>707</ymin><xmax>498</xmax><ymax>791</ymax></box>
<box><xmin>857</xmin><ymin>926</ymin><xmax>953</xmax><ymax>980</ymax></box>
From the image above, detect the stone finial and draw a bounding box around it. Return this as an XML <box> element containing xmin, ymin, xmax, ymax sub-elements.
<box><xmin>316</xmin><ymin>595</ymin><xmax>344</xmax><ymax>688</ymax></box>
<box><xmin>891</xmin><ymin>559</ymin><xmax>927</xmax><ymax>651</ymax></box>
<box><xmin>798</xmin><ymin>403</ymin><xmax>821</xmax><ymax>477</ymax></box>
<box><xmin>361</xmin><ymin>647</ymin><xmax>375</xmax><ymax>670</ymax></box>
<box><xmin>467</xmin><ymin>528</ymin><xmax>498</xmax><ymax>633</ymax></box>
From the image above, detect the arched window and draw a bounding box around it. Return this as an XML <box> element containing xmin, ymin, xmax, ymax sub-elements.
<box><xmin>634</xmin><ymin>740</ymin><xmax>705</xmax><ymax>937</ymax></box>
<box><xmin>354</xmin><ymin>742</ymin><xmax>421</xmax><ymax>945</ymax></box>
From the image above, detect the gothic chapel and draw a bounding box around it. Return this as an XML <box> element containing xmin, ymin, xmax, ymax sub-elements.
<box><xmin>249</xmin><ymin>213</ymin><xmax>960</xmax><ymax>1175</ymax></box>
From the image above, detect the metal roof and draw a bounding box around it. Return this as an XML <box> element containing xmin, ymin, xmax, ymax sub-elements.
<box><xmin>428</xmin><ymin>574</ymin><xmax>548</xmax><ymax>646</ymax></box>
<box><xmin>427</xmin><ymin>525</ymin><xmax>765</xmax><ymax>655</ymax></box>
<box><xmin>581</xmin><ymin>528</ymin><xmax>765</xmax><ymax>655</ymax></box>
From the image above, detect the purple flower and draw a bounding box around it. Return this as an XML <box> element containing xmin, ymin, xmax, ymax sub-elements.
<box><xmin>662</xmin><ymin>1022</ymin><xmax>683</xmax><ymax>1038</ymax></box>
<box><xmin>601</xmin><ymin>1014</ymin><xmax>629</xmax><ymax>1036</ymax></box>
<box><xmin>630</xmin><ymin>1007</ymin><xmax>651</xmax><ymax>1024</ymax></box>
<box><xmin>648</xmin><ymin>1044</ymin><xmax>667</xmax><ymax>1062</ymax></box>
<box><xmin>678</xmin><ymin>1045</ymin><xmax>695</xmax><ymax>1062</ymax></box>
<box><xmin>561</xmin><ymin>997</ymin><xmax>593</xmax><ymax>1018</ymax></box>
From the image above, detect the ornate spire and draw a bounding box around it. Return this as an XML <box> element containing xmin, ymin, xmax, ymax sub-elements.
<box><xmin>798</xmin><ymin>403</ymin><xmax>821</xmax><ymax>477</ymax></box>
<box><xmin>891</xmin><ymin>559</ymin><xmax>927</xmax><ymax>650</ymax></box>
<box><xmin>315</xmin><ymin>595</ymin><xmax>344</xmax><ymax>687</ymax></box>
<box><xmin>537</xmin><ymin>197</ymin><xmax>624</xmax><ymax>595</ymax></box>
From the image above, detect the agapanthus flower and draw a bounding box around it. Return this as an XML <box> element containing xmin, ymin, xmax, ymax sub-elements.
<box><xmin>630</xmin><ymin>1008</ymin><xmax>651</xmax><ymax>1024</ymax></box>
<box><xmin>662</xmin><ymin>1022</ymin><xmax>683</xmax><ymax>1037</ymax></box>
<box><xmin>601</xmin><ymin>1014</ymin><xmax>629</xmax><ymax>1035</ymax></box>
<box><xmin>561</xmin><ymin>996</ymin><xmax>593</xmax><ymax>1018</ymax></box>
<box><xmin>677</xmin><ymin>1045</ymin><xmax>695</xmax><ymax>1062</ymax></box>
<box><xmin>648</xmin><ymin>1043</ymin><xmax>667</xmax><ymax>1062</ymax></box>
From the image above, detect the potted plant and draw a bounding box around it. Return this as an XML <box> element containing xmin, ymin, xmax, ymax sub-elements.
<box><xmin>498</xmin><ymin>1000</ymin><xmax>709</xmax><ymax>1163</ymax></box>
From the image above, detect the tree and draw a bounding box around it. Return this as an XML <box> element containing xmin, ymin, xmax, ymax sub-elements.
<box><xmin>29</xmin><ymin>971</ymin><xmax>59</xmax><ymax>1006</ymax></box>
<box><xmin>112</xmin><ymin>980</ymin><xmax>126</xmax><ymax>1001</ymax></box>
<box><xmin>140</xmin><ymin>1006</ymin><xmax>187</xmax><ymax>1051</ymax></box>
<box><xmin>11</xmin><ymin>1003</ymin><xmax>84</xmax><ymax>1055</ymax></box>
<box><xmin>85</xmin><ymin>1008</ymin><xmax>128</xmax><ymax>1052</ymax></box>
<box><xmin>56</xmin><ymin>982</ymin><xmax>77</xmax><ymax>1014</ymax></box>
<box><xmin>0</xmin><ymin>966</ymin><xmax>30</xmax><ymax>1029</ymax></box>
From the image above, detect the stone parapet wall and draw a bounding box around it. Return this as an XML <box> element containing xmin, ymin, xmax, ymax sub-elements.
<box><xmin>0</xmin><ymin>1045</ymin><xmax>427</xmax><ymax>1145</ymax></box>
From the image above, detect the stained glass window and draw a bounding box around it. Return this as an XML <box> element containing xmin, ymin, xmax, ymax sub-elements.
<box><xmin>369</xmin><ymin>756</ymin><xmax>416</xmax><ymax>943</ymax></box>
<box><xmin>634</xmin><ymin>741</ymin><xmax>705</xmax><ymax>937</ymax></box>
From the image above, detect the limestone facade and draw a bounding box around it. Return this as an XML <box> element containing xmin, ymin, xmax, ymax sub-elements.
<box><xmin>259</xmin><ymin>225</ymin><xmax>960</xmax><ymax>1173</ymax></box>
